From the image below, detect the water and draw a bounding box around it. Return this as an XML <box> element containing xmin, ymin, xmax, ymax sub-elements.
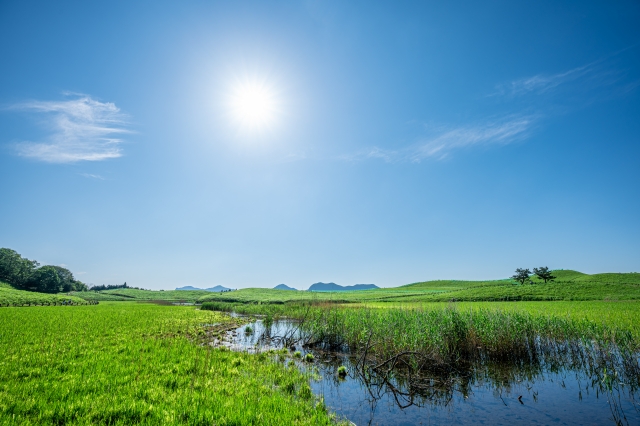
<box><xmin>218</xmin><ymin>318</ymin><xmax>640</xmax><ymax>426</ymax></box>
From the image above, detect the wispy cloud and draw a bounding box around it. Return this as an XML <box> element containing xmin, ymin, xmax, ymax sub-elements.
<box><xmin>344</xmin><ymin>115</ymin><xmax>535</xmax><ymax>163</ymax></box>
<box><xmin>79</xmin><ymin>173</ymin><xmax>105</xmax><ymax>180</ymax></box>
<box><xmin>9</xmin><ymin>94</ymin><xmax>130</xmax><ymax>163</ymax></box>
<box><xmin>495</xmin><ymin>64</ymin><xmax>595</xmax><ymax>97</ymax></box>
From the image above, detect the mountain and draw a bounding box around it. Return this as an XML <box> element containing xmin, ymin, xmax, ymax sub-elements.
<box><xmin>206</xmin><ymin>285</ymin><xmax>231</xmax><ymax>292</ymax></box>
<box><xmin>307</xmin><ymin>282</ymin><xmax>379</xmax><ymax>292</ymax></box>
<box><xmin>274</xmin><ymin>284</ymin><xmax>297</xmax><ymax>291</ymax></box>
<box><xmin>175</xmin><ymin>285</ymin><xmax>231</xmax><ymax>292</ymax></box>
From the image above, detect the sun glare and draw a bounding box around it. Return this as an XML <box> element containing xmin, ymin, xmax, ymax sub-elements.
<box><xmin>229</xmin><ymin>81</ymin><xmax>278</xmax><ymax>131</ymax></box>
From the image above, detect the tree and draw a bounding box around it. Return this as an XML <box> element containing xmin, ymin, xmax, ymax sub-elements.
<box><xmin>27</xmin><ymin>266</ymin><xmax>62</xmax><ymax>293</ymax></box>
<box><xmin>533</xmin><ymin>266</ymin><xmax>556</xmax><ymax>283</ymax></box>
<box><xmin>0</xmin><ymin>248</ymin><xmax>39</xmax><ymax>288</ymax></box>
<box><xmin>48</xmin><ymin>265</ymin><xmax>88</xmax><ymax>292</ymax></box>
<box><xmin>511</xmin><ymin>268</ymin><xmax>531</xmax><ymax>285</ymax></box>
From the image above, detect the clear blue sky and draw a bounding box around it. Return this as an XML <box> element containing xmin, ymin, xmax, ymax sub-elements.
<box><xmin>1</xmin><ymin>1</ymin><xmax>639</xmax><ymax>289</ymax></box>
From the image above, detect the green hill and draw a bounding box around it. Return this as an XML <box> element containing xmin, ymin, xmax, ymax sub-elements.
<box><xmin>74</xmin><ymin>288</ymin><xmax>212</xmax><ymax>302</ymax></box>
<box><xmin>62</xmin><ymin>270</ymin><xmax>640</xmax><ymax>305</ymax></box>
<box><xmin>0</xmin><ymin>282</ymin><xmax>93</xmax><ymax>307</ymax></box>
<box><xmin>399</xmin><ymin>270</ymin><xmax>640</xmax><ymax>302</ymax></box>
<box><xmin>197</xmin><ymin>270</ymin><xmax>640</xmax><ymax>304</ymax></box>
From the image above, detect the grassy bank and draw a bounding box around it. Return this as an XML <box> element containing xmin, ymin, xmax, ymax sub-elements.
<box><xmin>72</xmin><ymin>288</ymin><xmax>212</xmax><ymax>302</ymax></box>
<box><xmin>0</xmin><ymin>302</ymin><xmax>337</xmax><ymax>425</ymax></box>
<box><xmin>0</xmin><ymin>282</ymin><xmax>94</xmax><ymax>307</ymax></box>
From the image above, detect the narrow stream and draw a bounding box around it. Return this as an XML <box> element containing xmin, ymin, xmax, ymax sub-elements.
<box><xmin>218</xmin><ymin>317</ymin><xmax>640</xmax><ymax>425</ymax></box>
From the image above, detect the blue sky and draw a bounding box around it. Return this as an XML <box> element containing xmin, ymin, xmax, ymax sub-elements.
<box><xmin>1</xmin><ymin>1</ymin><xmax>639</xmax><ymax>289</ymax></box>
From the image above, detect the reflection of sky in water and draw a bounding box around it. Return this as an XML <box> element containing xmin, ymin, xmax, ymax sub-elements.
<box><xmin>227</xmin><ymin>319</ymin><xmax>640</xmax><ymax>426</ymax></box>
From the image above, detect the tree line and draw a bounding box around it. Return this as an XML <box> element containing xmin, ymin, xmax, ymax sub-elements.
<box><xmin>88</xmin><ymin>282</ymin><xmax>147</xmax><ymax>291</ymax></box>
<box><xmin>511</xmin><ymin>266</ymin><xmax>556</xmax><ymax>285</ymax></box>
<box><xmin>0</xmin><ymin>248</ymin><xmax>88</xmax><ymax>293</ymax></box>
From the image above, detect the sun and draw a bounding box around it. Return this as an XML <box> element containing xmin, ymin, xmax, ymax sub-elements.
<box><xmin>229</xmin><ymin>80</ymin><xmax>278</xmax><ymax>131</ymax></box>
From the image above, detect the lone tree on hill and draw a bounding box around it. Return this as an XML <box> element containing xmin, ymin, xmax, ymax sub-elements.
<box><xmin>511</xmin><ymin>268</ymin><xmax>531</xmax><ymax>285</ymax></box>
<box><xmin>533</xmin><ymin>266</ymin><xmax>556</xmax><ymax>283</ymax></box>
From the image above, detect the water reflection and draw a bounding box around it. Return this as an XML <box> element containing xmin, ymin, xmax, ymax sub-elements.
<box><xmin>219</xmin><ymin>317</ymin><xmax>640</xmax><ymax>425</ymax></box>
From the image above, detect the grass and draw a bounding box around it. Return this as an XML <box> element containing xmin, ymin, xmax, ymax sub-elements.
<box><xmin>0</xmin><ymin>282</ymin><xmax>94</xmax><ymax>307</ymax></box>
<box><xmin>203</xmin><ymin>298</ymin><xmax>640</xmax><ymax>387</ymax></box>
<box><xmin>362</xmin><ymin>300</ymin><xmax>640</xmax><ymax>337</ymax></box>
<box><xmin>72</xmin><ymin>288</ymin><xmax>212</xmax><ymax>302</ymax></box>
<box><xmin>0</xmin><ymin>302</ymin><xmax>338</xmax><ymax>425</ymax></box>
<box><xmin>196</xmin><ymin>270</ymin><xmax>640</xmax><ymax>305</ymax></box>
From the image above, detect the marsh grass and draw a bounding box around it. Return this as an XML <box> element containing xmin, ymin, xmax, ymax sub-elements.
<box><xmin>0</xmin><ymin>302</ymin><xmax>340</xmax><ymax>425</ymax></box>
<box><xmin>204</xmin><ymin>301</ymin><xmax>640</xmax><ymax>394</ymax></box>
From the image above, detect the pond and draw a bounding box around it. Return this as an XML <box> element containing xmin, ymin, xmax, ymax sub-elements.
<box><xmin>218</xmin><ymin>317</ymin><xmax>640</xmax><ymax>425</ymax></box>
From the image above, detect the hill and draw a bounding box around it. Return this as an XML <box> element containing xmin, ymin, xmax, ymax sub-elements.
<box><xmin>176</xmin><ymin>285</ymin><xmax>231</xmax><ymax>292</ymax></box>
<box><xmin>198</xmin><ymin>270</ymin><xmax>640</xmax><ymax>304</ymax></box>
<box><xmin>399</xmin><ymin>270</ymin><xmax>640</xmax><ymax>302</ymax></box>
<box><xmin>308</xmin><ymin>282</ymin><xmax>379</xmax><ymax>292</ymax></box>
<box><xmin>274</xmin><ymin>284</ymin><xmax>297</xmax><ymax>291</ymax></box>
<box><xmin>74</xmin><ymin>288</ymin><xmax>212</xmax><ymax>302</ymax></box>
<box><xmin>0</xmin><ymin>281</ymin><xmax>93</xmax><ymax>306</ymax></box>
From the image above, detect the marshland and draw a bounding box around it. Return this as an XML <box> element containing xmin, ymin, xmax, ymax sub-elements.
<box><xmin>2</xmin><ymin>269</ymin><xmax>639</xmax><ymax>424</ymax></box>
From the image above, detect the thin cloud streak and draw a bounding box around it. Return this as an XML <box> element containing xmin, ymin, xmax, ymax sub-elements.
<box><xmin>10</xmin><ymin>95</ymin><xmax>130</xmax><ymax>163</ymax></box>
<box><xmin>80</xmin><ymin>173</ymin><xmax>105</xmax><ymax>180</ymax></box>
<box><xmin>410</xmin><ymin>116</ymin><xmax>534</xmax><ymax>161</ymax></box>
<box><xmin>345</xmin><ymin>116</ymin><xmax>535</xmax><ymax>163</ymax></box>
<box><xmin>497</xmin><ymin>64</ymin><xmax>594</xmax><ymax>96</ymax></box>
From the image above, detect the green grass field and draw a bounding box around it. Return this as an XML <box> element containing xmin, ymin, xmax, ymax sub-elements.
<box><xmin>63</xmin><ymin>270</ymin><xmax>640</xmax><ymax>306</ymax></box>
<box><xmin>0</xmin><ymin>282</ymin><xmax>94</xmax><ymax>307</ymax></box>
<box><xmin>71</xmin><ymin>288</ymin><xmax>212</xmax><ymax>302</ymax></box>
<box><xmin>195</xmin><ymin>270</ymin><xmax>640</xmax><ymax>305</ymax></box>
<box><xmin>0</xmin><ymin>302</ymin><xmax>338</xmax><ymax>425</ymax></box>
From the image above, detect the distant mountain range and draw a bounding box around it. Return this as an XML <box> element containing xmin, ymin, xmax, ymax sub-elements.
<box><xmin>273</xmin><ymin>284</ymin><xmax>297</xmax><ymax>291</ymax></box>
<box><xmin>175</xmin><ymin>285</ymin><xmax>231</xmax><ymax>292</ymax></box>
<box><xmin>308</xmin><ymin>282</ymin><xmax>379</xmax><ymax>292</ymax></box>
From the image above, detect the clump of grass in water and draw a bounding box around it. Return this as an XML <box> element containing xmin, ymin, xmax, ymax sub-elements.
<box><xmin>337</xmin><ymin>366</ymin><xmax>347</xmax><ymax>377</ymax></box>
<box><xmin>263</xmin><ymin>313</ymin><xmax>274</xmax><ymax>329</ymax></box>
<box><xmin>304</xmin><ymin>353</ymin><xmax>314</xmax><ymax>363</ymax></box>
<box><xmin>244</xmin><ymin>325</ymin><xmax>253</xmax><ymax>334</ymax></box>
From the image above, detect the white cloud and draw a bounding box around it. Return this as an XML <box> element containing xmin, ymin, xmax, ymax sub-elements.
<box><xmin>80</xmin><ymin>173</ymin><xmax>105</xmax><ymax>180</ymax></box>
<box><xmin>409</xmin><ymin>116</ymin><xmax>534</xmax><ymax>161</ymax></box>
<box><xmin>502</xmin><ymin>66</ymin><xmax>591</xmax><ymax>95</ymax></box>
<box><xmin>346</xmin><ymin>116</ymin><xmax>535</xmax><ymax>163</ymax></box>
<box><xmin>10</xmin><ymin>94</ymin><xmax>130</xmax><ymax>163</ymax></box>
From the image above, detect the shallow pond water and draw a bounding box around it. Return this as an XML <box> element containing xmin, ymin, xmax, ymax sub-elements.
<box><xmin>221</xmin><ymin>317</ymin><xmax>640</xmax><ymax>426</ymax></box>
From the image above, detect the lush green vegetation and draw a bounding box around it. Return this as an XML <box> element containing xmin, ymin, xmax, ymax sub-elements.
<box><xmin>0</xmin><ymin>302</ymin><xmax>338</xmax><ymax>425</ymax></box>
<box><xmin>401</xmin><ymin>270</ymin><xmax>640</xmax><ymax>301</ymax></box>
<box><xmin>0</xmin><ymin>248</ymin><xmax>87</xmax><ymax>293</ymax></box>
<box><xmin>196</xmin><ymin>270</ymin><xmax>640</xmax><ymax>305</ymax></box>
<box><xmin>203</xmin><ymin>299</ymin><xmax>640</xmax><ymax>394</ymax></box>
<box><xmin>75</xmin><ymin>288</ymin><xmax>213</xmax><ymax>302</ymax></box>
<box><xmin>0</xmin><ymin>282</ymin><xmax>93</xmax><ymax>306</ymax></box>
<box><xmin>364</xmin><ymin>300</ymin><xmax>640</xmax><ymax>337</ymax></box>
